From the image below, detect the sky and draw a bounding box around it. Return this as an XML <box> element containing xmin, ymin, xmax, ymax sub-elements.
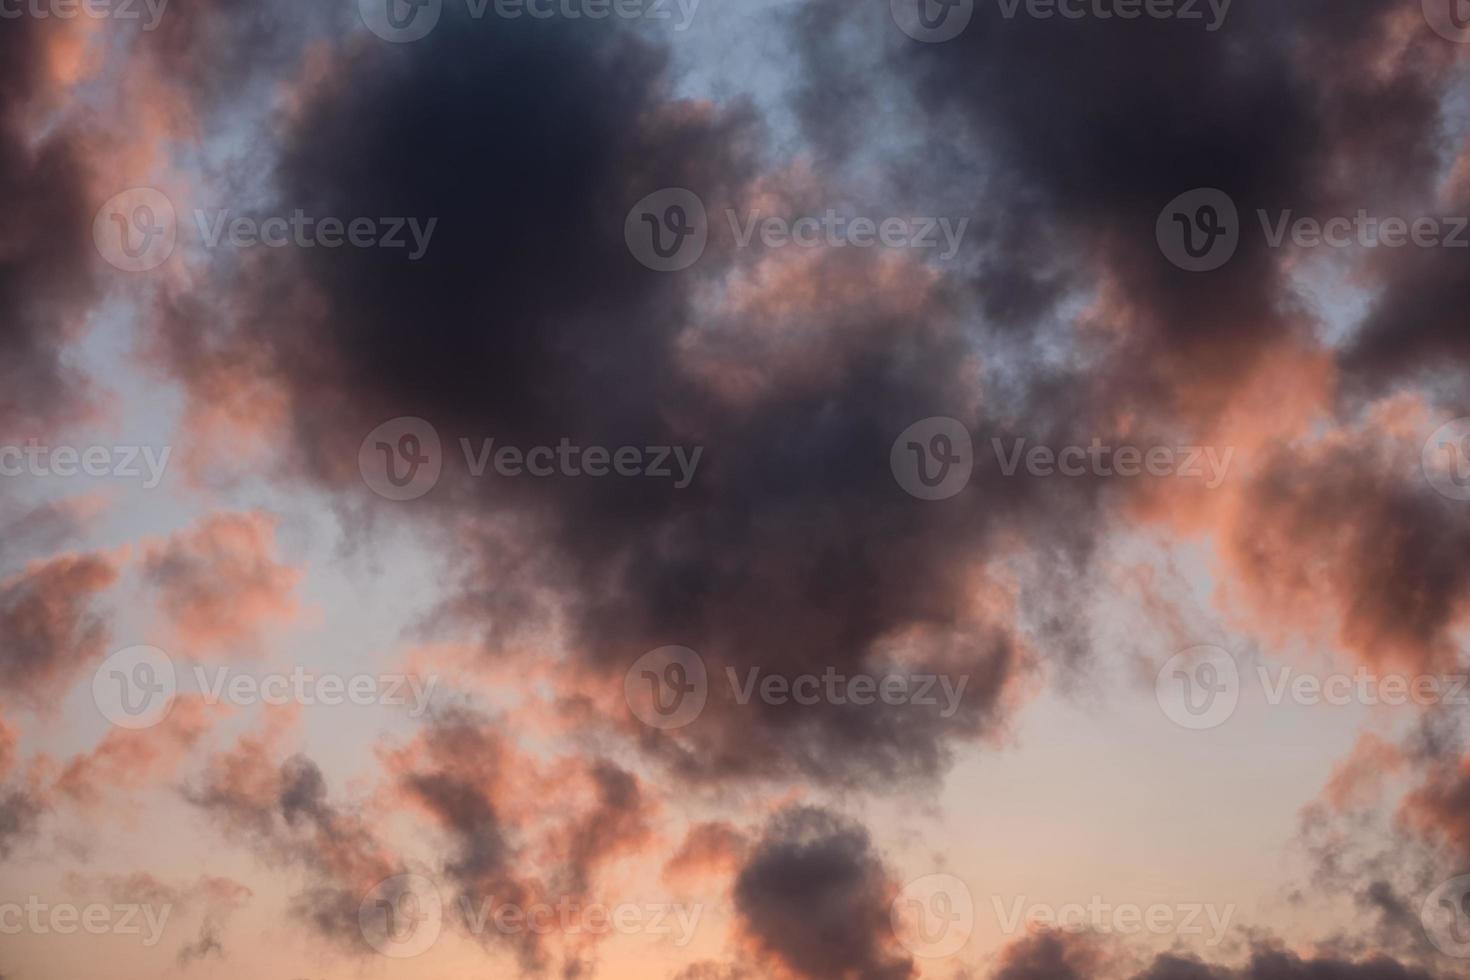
<box><xmin>2</xmin><ymin>0</ymin><xmax>1470</xmax><ymax>978</ymax></box>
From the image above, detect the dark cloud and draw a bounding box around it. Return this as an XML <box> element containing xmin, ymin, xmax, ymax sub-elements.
<box><xmin>732</xmin><ymin>806</ymin><xmax>914</xmax><ymax>980</ymax></box>
<box><xmin>0</xmin><ymin>553</ymin><xmax>117</xmax><ymax>710</ymax></box>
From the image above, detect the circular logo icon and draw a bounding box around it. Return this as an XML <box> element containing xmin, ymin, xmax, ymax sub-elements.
<box><xmin>93</xmin><ymin>646</ymin><xmax>177</xmax><ymax>730</ymax></box>
<box><xmin>891</xmin><ymin>873</ymin><xmax>974</xmax><ymax>959</ymax></box>
<box><xmin>1423</xmin><ymin>875</ymin><xmax>1470</xmax><ymax>958</ymax></box>
<box><xmin>625</xmin><ymin>189</ymin><xmax>708</xmax><ymax>272</ymax></box>
<box><xmin>1155</xmin><ymin>645</ymin><xmax>1240</xmax><ymax>730</ymax></box>
<box><xmin>1423</xmin><ymin>418</ymin><xmax>1470</xmax><ymax>502</ymax></box>
<box><xmin>1423</xmin><ymin>0</ymin><xmax>1470</xmax><ymax>43</ymax></box>
<box><xmin>625</xmin><ymin>646</ymin><xmax>708</xmax><ymax>730</ymax></box>
<box><xmin>359</xmin><ymin>417</ymin><xmax>443</xmax><ymax>501</ymax></box>
<box><xmin>93</xmin><ymin>188</ymin><xmax>177</xmax><ymax>273</ymax></box>
<box><xmin>891</xmin><ymin>0</ymin><xmax>974</xmax><ymax>42</ymax></box>
<box><xmin>360</xmin><ymin>874</ymin><xmax>443</xmax><ymax>958</ymax></box>
<box><xmin>1156</xmin><ymin>188</ymin><xmax>1239</xmax><ymax>272</ymax></box>
<box><xmin>360</xmin><ymin>0</ymin><xmax>442</xmax><ymax>42</ymax></box>
<box><xmin>891</xmin><ymin>418</ymin><xmax>974</xmax><ymax>501</ymax></box>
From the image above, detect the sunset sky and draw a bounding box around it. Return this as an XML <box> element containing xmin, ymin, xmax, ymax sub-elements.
<box><xmin>3</xmin><ymin>1</ymin><xmax>1470</xmax><ymax>978</ymax></box>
